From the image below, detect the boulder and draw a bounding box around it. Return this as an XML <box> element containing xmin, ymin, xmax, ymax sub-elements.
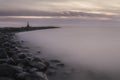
<box><xmin>0</xmin><ymin>77</ymin><xmax>14</xmax><ymax>80</ymax></box>
<box><xmin>0</xmin><ymin>64</ymin><xmax>20</xmax><ymax>77</ymax></box>
<box><xmin>56</xmin><ymin>63</ymin><xmax>65</xmax><ymax>67</ymax></box>
<box><xmin>33</xmin><ymin>57</ymin><xmax>42</xmax><ymax>62</ymax></box>
<box><xmin>46</xmin><ymin>69</ymin><xmax>56</xmax><ymax>76</ymax></box>
<box><xmin>16</xmin><ymin>72</ymin><xmax>29</xmax><ymax>80</ymax></box>
<box><xmin>17</xmin><ymin>58</ymin><xmax>31</xmax><ymax>67</ymax></box>
<box><xmin>34</xmin><ymin>72</ymin><xmax>48</xmax><ymax>80</ymax></box>
<box><xmin>29</xmin><ymin>61</ymin><xmax>46</xmax><ymax>70</ymax></box>
<box><xmin>18</xmin><ymin>53</ymin><xmax>27</xmax><ymax>59</ymax></box>
<box><xmin>7</xmin><ymin>51</ymin><xmax>16</xmax><ymax>57</ymax></box>
<box><xmin>50</xmin><ymin>59</ymin><xmax>61</xmax><ymax>63</ymax></box>
<box><xmin>49</xmin><ymin>66</ymin><xmax>58</xmax><ymax>70</ymax></box>
<box><xmin>0</xmin><ymin>48</ymin><xmax>7</xmax><ymax>59</ymax></box>
<box><xmin>29</xmin><ymin>68</ymin><xmax>38</xmax><ymax>72</ymax></box>
<box><xmin>37</xmin><ymin>51</ymin><xmax>41</xmax><ymax>54</ymax></box>
<box><xmin>6</xmin><ymin>58</ymin><xmax>16</xmax><ymax>65</ymax></box>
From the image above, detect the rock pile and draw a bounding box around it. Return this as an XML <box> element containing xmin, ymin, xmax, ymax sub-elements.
<box><xmin>0</xmin><ymin>32</ymin><xmax>49</xmax><ymax>80</ymax></box>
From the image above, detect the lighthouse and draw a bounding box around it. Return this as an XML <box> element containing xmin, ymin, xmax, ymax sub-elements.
<box><xmin>26</xmin><ymin>21</ymin><xmax>30</xmax><ymax>28</ymax></box>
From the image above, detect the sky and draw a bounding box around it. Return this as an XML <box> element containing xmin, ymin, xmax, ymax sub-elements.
<box><xmin>0</xmin><ymin>0</ymin><xmax>120</xmax><ymax>27</ymax></box>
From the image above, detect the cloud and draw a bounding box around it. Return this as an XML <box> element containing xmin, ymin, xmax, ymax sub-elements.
<box><xmin>0</xmin><ymin>9</ymin><xmax>114</xmax><ymax>19</ymax></box>
<box><xmin>0</xmin><ymin>0</ymin><xmax>119</xmax><ymax>20</ymax></box>
<box><xmin>0</xmin><ymin>0</ymin><xmax>120</xmax><ymax>13</ymax></box>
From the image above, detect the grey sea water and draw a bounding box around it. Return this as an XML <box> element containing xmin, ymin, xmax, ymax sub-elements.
<box><xmin>17</xmin><ymin>26</ymin><xmax>120</xmax><ymax>80</ymax></box>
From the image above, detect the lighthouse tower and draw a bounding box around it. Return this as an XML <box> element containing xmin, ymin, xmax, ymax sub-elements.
<box><xmin>26</xmin><ymin>21</ymin><xmax>30</xmax><ymax>28</ymax></box>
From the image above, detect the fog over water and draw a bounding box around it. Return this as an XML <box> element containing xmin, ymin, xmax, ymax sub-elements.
<box><xmin>17</xmin><ymin>26</ymin><xmax>120</xmax><ymax>73</ymax></box>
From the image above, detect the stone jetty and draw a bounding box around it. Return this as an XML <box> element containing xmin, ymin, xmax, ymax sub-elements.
<box><xmin>0</xmin><ymin>26</ymin><xmax>65</xmax><ymax>80</ymax></box>
<box><xmin>0</xmin><ymin>32</ymin><xmax>49</xmax><ymax>80</ymax></box>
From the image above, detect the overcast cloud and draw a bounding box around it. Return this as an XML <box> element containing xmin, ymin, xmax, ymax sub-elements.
<box><xmin>0</xmin><ymin>0</ymin><xmax>120</xmax><ymax>16</ymax></box>
<box><xmin>0</xmin><ymin>0</ymin><xmax>120</xmax><ymax>26</ymax></box>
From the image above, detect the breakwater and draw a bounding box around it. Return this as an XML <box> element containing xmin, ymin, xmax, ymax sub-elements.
<box><xmin>0</xmin><ymin>26</ymin><xmax>59</xmax><ymax>33</ymax></box>
<box><xmin>0</xmin><ymin>26</ymin><xmax>65</xmax><ymax>80</ymax></box>
<box><xmin>0</xmin><ymin>32</ymin><xmax>50</xmax><ymax>80</ymax></box>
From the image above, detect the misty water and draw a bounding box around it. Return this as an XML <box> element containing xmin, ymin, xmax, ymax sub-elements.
<box><xmin>17</xmin><ymin>27</ymin><xmax>120</xmax><ymax>80</ymax></box>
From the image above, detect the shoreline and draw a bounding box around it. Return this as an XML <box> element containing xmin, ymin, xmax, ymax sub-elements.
<box><xmin>0</xmin><ymin>27</ymin><xmax>117</xmax><ymax>80</ymax></box>
<box><xmin>0</xmin><ymin>26</ymin><xmax>64</xmax><ymax>80</ymax></box>
<box><xmin>0</xmin><ymin>32</ymin><xmax>50</xmax><ymax>80</ymax></box>
<box><xmin>16</xmin><ymin>34</ymin><xmax>68</xmax><ymax>80</ymax></box>
<box><xmin>0</xmin><ymin>26</ymin><xmax>59</xmax><ymax>33</ymax></box>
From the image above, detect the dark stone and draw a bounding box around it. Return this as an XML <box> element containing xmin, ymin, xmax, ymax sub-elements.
<box><xmin>33</xmin><ymin>57</ymin><xmax>42</xmax><ymax>62</ymax></box>
<box><xmin>46</xmin><ymin>69</ymin><xmax>56</xmax><ymax>76</ymax></box>
<box><xmin>16</xmin><ymin>72</ymin><xmax>29</xmax><ymax>80</ymax></box>
<box><xmin>50</xmin><ymin>59</ymin><xmax>61</xmax><ymax>63</ymax></box>
<box><xmin>7</xmin><ymin>51</ymin><xmax>16</xmax><ymax>57</ymax></box>
<box><xmin>34</xmin><ymin>72</ymin><xmax>48</xmax><ymax>80</ymax></box>
<box><xmin>0</xmin><ymin>64</ymin><xmax>20</xmax><ymax>77</ymax></box>
<box><xmin>29</xmin><ymin>61</ymin><xmax>46</xmax><ymax>70</ymax></box>
<box><xmin>26</xmin><ymin>57</ymin><xmax>33</xmax><ymax>61</ymax></box>
<box><xmin>18</xmin><ymin>54</ymin><xmax>27</xmax><ymax>59</ymax></box>
<box><xmin>49</xmin><ymin>66</ymin><xmax>58</xmax><ymax>70</ymax></box>
<box><xmin>0</xmin><ymin>59</ymin><xmax>7</xmax><ymax>64</ymax></box>
<box><xmin>6</xmin><ymin>58</ymin><xmax>16</xmax><ymax>65</ymax></box>
<box><xmin>0</xmin><ymin>77</ymin><xmax>14</xmax><ymax>80</ymax></box>
<box><xmin>0</xmin><ymin>48</ymin><xmax>7</xmax><ymax>58</ymax></box>
<box><xmin>18</xmin><ymin>59</ymin><xmax>31</xmax><ymax>67</ymax></box>
<box><xmin>56</xmin><ymin>63</ymin><xmax>65</xmax><ymax>67</ymax></box>
<box><xmin>0</xmin><ymin>32</ymin><xmax>50</xmax><ymax>80</ymax></box>
<box><xmin>29</xmin><ymin>68</ymin><xmax>38</xmax><ymax>72</ymax></box>
<box><xmin>42</xmin><ymin>61</ymin><xmax>50</xmax><ymax>72</ymax></box>
<box><xmin>22</xmin><ymin>50</ymin><xmax>29</xmax><ymax>53</ymax></box>
<box><xmin>37</xmin><ymin>51</ymin><xmax>41</xmax><ymax>54</ymax></box>
<box><xmin>21</xmin><ymin>40</ymin><xmax>24</xmax><ymax>43</ymax></box>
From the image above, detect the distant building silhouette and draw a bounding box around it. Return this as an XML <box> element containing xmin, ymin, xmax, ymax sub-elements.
<box><xmin>26</xmin><ymin>21</ymin><xmax>30</xmax><ymax>28</ymax></box>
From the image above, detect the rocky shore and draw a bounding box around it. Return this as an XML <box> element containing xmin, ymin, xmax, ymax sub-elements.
<box><xmin>0</xmin><ymin>26</ymin><xmax>59</xmax><ymax>33</ymax></box>
<box><xmin>0</xmin><ymin>26</ymin><xmax>65</xmax><ymax>80</ymax></box>
<box><xmin>0</xmin><ymin>32</ymin><xmax>51</xmax><ymax>80</ymax></box>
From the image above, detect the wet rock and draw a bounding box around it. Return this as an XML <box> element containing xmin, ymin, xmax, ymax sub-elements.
<box><xmin>0</xmin><ymin>64</ymin><xmax>20</xmax><ymax>77</ymax></box>
<box><xmin>6</xmin><ymin>58</ymin><xmax>16</xmax><ymax>65</ymax></box>
<box><xmin>22</xmin><ymin>50</ymin><xmax>29</xmax><ymax>53</ymax></box>
<box><xmin>46</xmin><ymin>69</ymin><xmax>56</xmax><ymax>76</ymax></box>
<box><xmin>33</xmin><ymin>57</ymin><xmax>42</xmax><ymax>62</ymax></box>
<box><xmin>29</xmin><ymin>68</ymin><xmax>38</xmax><ymax>72</ymax></box>
<box><xmin>18</xmin><ymin>71</ymin><xmax>46</xmax><ymax>80</ymax></box>
<box><xmin>26</xmin><ymin>53</ymin><xmax>33</xmax><ymax>57</ymax></box>
<box><xmin>0</xmin><ymin>49</ymin><xmax>7</xmax><ymax>59</ymax></box>
<box><xmin>11</xmin><ymin>54</ymin><xmax>19</xmax><ymax>60</ymax></box>
<box><xmin>56</xmin><ymin>63</ymin><xmax>65</xmax><ymax>67</ymax></box>
<box><xmin>18</xmin><ymin>58</ymin><xmax>31</xmax><ymax>67</ymax></box>
<box><xmin>29</xmin><ymin>61</ymin><xmax>46</xmax><ymax>70</ymax></box>
<box><xmin>11</xmin><ymin>65</ymin><xmax>23</xmax><ymax>73</ymax></box>
<box><xmin>34</xmin><ymin>72</ymin><xmax>48</xmax><ymax>80</ymax></box>
<box><xmin>50</xmin><ymin>59</ymin><xmax>61</xmax><ymax>63</ymax></box>
<box><xmin>16</xmin><ymin>72</ymin><xmax>29</xmax><ymax>80</ymax></box>
<box><xmin>0</xmin><ymin>77</ymin><xmax>14</xmax><ymax>80</ymax></box>
<box><xmin>0</xmin><ymin>32</ymin><xmax>49</xmax><ymax>80</ymax></box>
<box><xmin>63</xmin><ymin>69</ymin><xmax>72</xmax><ymax>75</ymax></box>
<box><xmin>14</xmin><ymin>47</ymin><xmax>21</xmax><ymax>53</ymax></box>
<box><xmin>26</xmin><ymin>57</ymin><xmax>33</xmax><ymax>61</ymax></box>
<box><xmin>37</xmin><ymin>51</ymin><xmax>41</xmax><ymax>54</ymax></box>
<box><xmin>0</xmin><ymin>59</ymin><xmax>8</xmax><ymax>64</ymax></box>
<box><xmin>24</xmin><ymin>47</ymin><xmax>29</xmax><ymax>49</ymax></box>
<box><xmin>2</xmin><ymin>42</ymin><xmax>10</xmax><ymax>46</ymax></box>
<box><xmin>21</xmin><ymin>40</ymin><xmax>24</xmax><ymax>43</ymax></box>
<box><xmin>49</xmin><ymin>66</ymin><xmax>58</xmax><ymax>70</ymax></box>
<box><xmin>7</xmin><ymin>51</ymin><xmax>17</xmax><ymax>57</ymax></box>
<box><xmin>18</xmin><ymin>53</ymin><xmax>27</xmax><ymax>59</ymax></box>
